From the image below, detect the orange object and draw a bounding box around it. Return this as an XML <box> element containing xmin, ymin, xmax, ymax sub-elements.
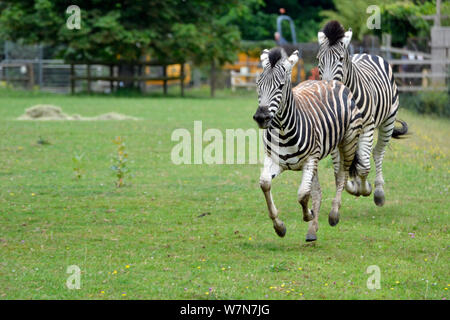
<box><xmin>144</xmin><ymin>54</ymin><xmax>191</xmax><ymax>85</ymax></box>
<box><xmin>308</xmin><ymin>67</ymin><xmax>320</xmax><ymax>80</ymax></box>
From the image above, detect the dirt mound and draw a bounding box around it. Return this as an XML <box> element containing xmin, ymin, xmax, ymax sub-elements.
<box><xmin>17</xmin><ymin>105</ymin><xmax>139</xmax><ymax>121</ymax></box>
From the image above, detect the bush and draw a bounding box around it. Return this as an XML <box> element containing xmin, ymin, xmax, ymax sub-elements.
<box><xmin>400</xmin><ymin>91</ymin><xmax>450</xmax><ymax>117</ymax></box>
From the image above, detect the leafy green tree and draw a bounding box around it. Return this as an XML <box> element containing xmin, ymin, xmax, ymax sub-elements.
<box><xmin>229</xmin><ymin>0</ymin><xmax>335</xmax><ymax>43</ymax></box>
<box><xmin>378</xmin><ymin>0</ymin><xmax>449</xmax><ymax>47</ymax></box>
<box><xmin>0</xmin><ymin>0</ymin><xmax>250</xmax><ymax>94</ymax></box>
<box><xmin>320</xmin><ymin>0</ymin><xmax>449</xmax><ymax>46</ymax></box>
<box><xmin>320</xmin><ymin>0</ymin><xmax>390</xmax><ymax>40</ymax></box>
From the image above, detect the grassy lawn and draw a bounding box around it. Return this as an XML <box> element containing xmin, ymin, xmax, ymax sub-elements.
<box><xmin>0</xmin><ymin>88</ymin><xmax>448</xmax><ymax>300</ymax></box>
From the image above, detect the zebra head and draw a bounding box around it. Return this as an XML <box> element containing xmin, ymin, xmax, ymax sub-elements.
<box><xmin>316</xmin><ymin>21</ymin><xmax>352</xmax><ymax>82</ymax></box>
<box><xmin>253</xmin><ymin>48</ymin><xmax>299</xmax><ymax>129</ymax></box>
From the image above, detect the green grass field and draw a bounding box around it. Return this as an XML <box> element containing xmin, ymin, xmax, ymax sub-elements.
<box><xmin>0</xmin><ymin>88</ymin><xmax>448</xmax><ymax>300</ymax></box>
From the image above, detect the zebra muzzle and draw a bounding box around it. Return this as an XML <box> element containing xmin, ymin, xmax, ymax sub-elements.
<box><xmin>253</xmin><ymin>108</ymin><xmax>273</xmax><ymax>128</ymax></box>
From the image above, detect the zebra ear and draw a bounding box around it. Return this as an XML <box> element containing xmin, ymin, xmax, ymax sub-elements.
<box><xmin>342</xmin><ymin>28</ymin><xmax>352</xmax><ymax>47</ymax></box>
<box><xmin>288</xmin><ymin>50</ymin><xmax>299</xmax><ymax>65</ymax></box>
<box><xmin>318</xmin><ymin>32</ymin><xmax>326</xmax><ymax>45</ymax></box>
<box><xmin>284</xmin><ymin>50</ymin><xmax>299</xmax><ymax>70</ymax></box>
<box><xmin>260</xmin><ymin>49</ymin><xmax>270</xmax><ymax>68</ymax></box>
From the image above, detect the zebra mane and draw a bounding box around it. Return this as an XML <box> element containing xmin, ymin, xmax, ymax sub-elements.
<box><xmin>322</xmin><ymin>20</ymin><xmax>345</xmax><ymax>46</ymax></box>
<box><xmin>268</xmin><ymin>47</ymin><xmax>287</xmax><ymax>68</ymax></box>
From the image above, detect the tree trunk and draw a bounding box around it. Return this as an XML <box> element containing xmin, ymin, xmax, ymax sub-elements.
<box><xmin>210</xmin><ymin>60</ymin><xmax>216</xmax><ymax>98</ymax></box>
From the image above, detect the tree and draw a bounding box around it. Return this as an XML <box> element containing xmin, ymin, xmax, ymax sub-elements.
<box><xmin>320</xmin><ymin>0</ymin><xmax>450</xmax><ymax>46</ymax></box>
<box><xmin>228</xmin><ymin>0</ymin><xmax>335</xmax><ymax>43</ymax></box>
<box><xmin>377</xmin><ymin>0</ymin><xmax>450</xmax><ymax>47</ymax></box>
<box><xmin>0</xmin><ymin>0</ymin><xmax>248</xmax><ymax>93</ymax></box>
<box><xmin>320</xmin><ymin>0</ymin><xmax>390</xmax><ymax>41</ymax></box>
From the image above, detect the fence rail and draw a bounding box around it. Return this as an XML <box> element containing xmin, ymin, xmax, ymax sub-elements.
<box><xmin>230</xmin><ymin>71</ymin><xmax>258</xmax><ymax>91</ymax></box>
<box><xmin>382</xmin><ymin>43</ymin><xmax>449</xmax><ymax>92</ymax></box>
<box><xmin>69</xmin><ymin>62</ymin><xmax>185</xmax><ymax>95</ymax></box>
<box><xmin>380</xmin><ymin>46</ymin><xmax>432</xmax><ymax>59</ymax></box>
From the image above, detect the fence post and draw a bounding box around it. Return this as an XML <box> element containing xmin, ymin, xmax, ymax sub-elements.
<box><xmin>28</xmin><ymin>63</ymin><xmax>34</xmax><ymax>89</ymax></box>
<box><xmin>180</xmin><ymin>63</ymin><xmax>185</xmax><ymax>97</ymax></box>
<box><xmin>109</xmin><ymin>64</ymin><xmax>114</xmax><ymax>93</ymax></box>
<box><xmin>162</xmin><ymin>65</ymin><xmax>167</xmax><ymax>95</ymax></box>
<box><xmin>431</xmin><ymin>26</ymin><xmax>448</xmax><ymax>86</ymax></box>
<box><xmin>87</xmin><ymin>63</ymin><xmax>91</xmax><ymax>94</ymax></box>
<box><xmin>70</xmin><ymin>63</ymin><xmax>75</xmax><ymax>94</ymax></box>
<box><xmin>38</xmin><ymin>44</ymin><xmax>43</xmax><ymax>88</ymax></box>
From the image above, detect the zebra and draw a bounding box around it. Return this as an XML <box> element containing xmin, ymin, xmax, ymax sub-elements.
<box><xmin>317</xmin><ymin>21</ymin><xmax>408</xmax><ymax>207</ymax></box>
<box><xmin>253</xmin><ymin>47</ymin><xmax>362</xmax><ymax>242</ymax></box>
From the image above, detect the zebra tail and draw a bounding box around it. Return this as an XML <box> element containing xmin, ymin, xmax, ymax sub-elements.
<box><xmin>349</xmin><ymin>153</ymin><xmax>360</xmax><ymax>178</ymax></box>
<box><xmin>392</xmin><ymin>119</ymin><xmax>409</xmax><ymax>139</ymax></box>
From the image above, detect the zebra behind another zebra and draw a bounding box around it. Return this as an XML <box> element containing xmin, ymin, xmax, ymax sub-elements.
<box><xmin>317</xmin><ymin>21</ymin><xmax>408</xmax><ymax>207</ymax></box>
<box><xmin>253</xmin><ymin>48</ymin><xmax>362</xmax><ymax>242</ymax></box>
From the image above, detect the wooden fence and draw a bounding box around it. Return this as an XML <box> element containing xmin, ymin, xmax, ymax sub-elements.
<box><xmin>381</xmin><ymin>46</ymin><xmax>449</xmax><ymax>92</ymax></box>
<box><xmin>68</xmin><ymin>61</ymin><xmax>186</xmax><ymax>95</ymax></box>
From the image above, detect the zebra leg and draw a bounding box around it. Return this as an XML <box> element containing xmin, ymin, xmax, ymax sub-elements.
<box><xmin>330</xmin><ymin>147</ymin><xmax>341</xmax><ymax>178</ymax></box>
<box><xmin>298</xmin><ymin>158</ymin><xmax>317</xmax><ymax>223</ymax></box>
<box><xmin>372</xmin><ymin>115</ymin><xmax>395</xmax><ymax>206</ymax></box>
<box><xmin>329</xmin><ymin>121</ymin><xmax>360</xmax><ymax>226</ymax></box>
<box><xmin>329</xmin><ymin>149</ymin><xmax>346</xmax><ymax>226</ymax></box>
<box><xmin>345</xmin><ymin>126</ymin><xmax>374</xmax><ymax>197</ymax></box>
<box><xmin>335</xmin><ymin>144</ymin><xmax>359</xmax><ymax>197</ymax></box>
<box><xmin>355</xmin><ymin>128</ymin><xmax>374</xmax><ymax>196</ymax></box>
<box><xmin>260</xmin><ymin>156</ymin><xmax>286</xmax><ymax>237</ymax></box>
<box><xmin>306</xmin><ymin>172</ymin><xmax>321</xmax><ymax>242</ymax></box>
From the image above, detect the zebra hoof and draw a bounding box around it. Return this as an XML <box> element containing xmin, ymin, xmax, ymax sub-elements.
<box><xmin>345</xmin><ymin>180</ymin><xmax>360</xmax><ymax>197</ymax></box>
<box><xmin>274</xmin><ymin>222</ymin><xmax>286</xmax><ymax>238</ymax></box>
<box><xmin>328</xmin><ymin>211</ymin><xmax>340</xmax><ymax>226</ymax></box>
<box><xmin>305</xmin><ymin>233</ymin><xmax>317</xmax><ymax>242</ymax></box>
<box><xmin>303</xmin><ymin>209</ymin><xmax>314</xmax><ymax>222</ymax></box>
<box><xmin>374</xmin><ymin>189</ymin><xmax>385</xmax><ymax>207</ymax></box>
<box><xmin>361</xmin><ymin>182</ymin><xmax>372</xmax><ymax>197</ymax></box>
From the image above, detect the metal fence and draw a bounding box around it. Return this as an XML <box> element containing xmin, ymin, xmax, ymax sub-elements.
<box><xmin>1</xmin><ymin>59</ymin><xmax>75</xmax><ymax>93</ymax></box>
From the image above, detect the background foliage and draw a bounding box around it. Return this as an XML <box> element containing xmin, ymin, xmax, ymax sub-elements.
<box><xmin>0</xmin><ymin>1</ymin><xmax>447</xmax><ymax>62</ymax></box>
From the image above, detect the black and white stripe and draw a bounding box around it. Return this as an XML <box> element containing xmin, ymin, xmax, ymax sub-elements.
<box><xmin>253</xmin><ymin>48</ymin><xmax>362</xmax><ymax>242</ymax></box>
<box><xmin>317</xmin><ymin>21</ymin><xmax>408</xmax><ymax>206</ymax></box>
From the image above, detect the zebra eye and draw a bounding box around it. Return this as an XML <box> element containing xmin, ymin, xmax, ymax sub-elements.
<box><xmin>278</xmin><ymin>83</ymin><xmax>284</xmax><ymax>90</ymax></box>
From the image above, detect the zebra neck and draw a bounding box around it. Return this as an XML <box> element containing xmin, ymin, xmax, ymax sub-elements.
<box><xmin>343</xmin><ymin>58</ymin><xmax>359</xmax><ymax>90</ymax></box>
<box><xmin>274</xmin><ymin>84</ymin><xmax>304</xmax><ymax>133</ymax></box>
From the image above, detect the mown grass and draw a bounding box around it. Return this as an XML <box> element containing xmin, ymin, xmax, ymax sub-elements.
<box><xmin>0</xmin><ymin>87</ymin><xmax>448</xmax><ymax>300</ymax></box>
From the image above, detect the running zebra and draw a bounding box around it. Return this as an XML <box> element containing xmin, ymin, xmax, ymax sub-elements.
<box><xmin>317</xmin><ymin>21</ymin><xmax>408</xmax><ymax>206</ymax></box>
<box><xmin>253</xmin><ymin>48</ymin><xmax>362</xmax><ymax>242</ymax></box>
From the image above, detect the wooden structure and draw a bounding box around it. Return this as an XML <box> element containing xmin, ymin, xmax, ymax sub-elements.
<box><xmin>430</xmin><ymin>26</ymin><xmax>450</xmax><ymax>86</ymax></box>
<box><xmin>230</xmin><ymin>69</ymin><xmax>259</xmax><ymax>91</ymax></box>
<box><xmin>225</xmin><ymin>52</ymin><xmax>261</xmax><ymax>91</ymax></box>
<box><xmin>380</xmin><ymin>43</ymin><xmax>449</xmax><ymax>92</ymax></box>
<box><xmin>68</xmin><ymin>61</ymin><xmax>186</xmax><ymax>95</ymax></box>
<box><xmin>225</xmin><ymin>51</ymin><xmax>306</xmax><ymax>91</ymax></box>
<box><xmin>380</xmin><ymin>5</ymin><xmax>450</xmax><ymax>93</ymax></box>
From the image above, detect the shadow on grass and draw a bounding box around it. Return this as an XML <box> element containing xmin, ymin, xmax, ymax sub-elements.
<box><xmin>239</xmin><ymin>238</ymin><xmax>324</xmax><ymax>253</ymax></box>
